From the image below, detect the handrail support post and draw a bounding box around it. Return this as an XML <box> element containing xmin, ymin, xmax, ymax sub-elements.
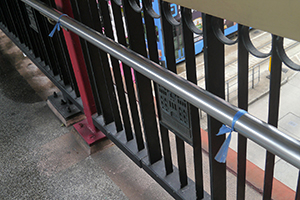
<box><xmin>54</xmin><ymin>0</ymin><xmax>105</xmax><ymax>146</ymax></box>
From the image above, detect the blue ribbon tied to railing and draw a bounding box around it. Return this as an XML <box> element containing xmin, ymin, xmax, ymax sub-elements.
<box><xmin>215</xmin><ymin>109</ymin><xmax>247</xmax><ymax>163</ymax></box>
<box><xmin>48</xmin><ymin>14</ymin><xmax>68</xmax><ymax>37</ymax></box>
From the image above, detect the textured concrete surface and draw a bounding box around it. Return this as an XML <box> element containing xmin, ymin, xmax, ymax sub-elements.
<box><xmin>0</xmin><ymin>31</ymin><xmax>59</xmax><ymax>101</ymax></box>
<box><xmin>0</xmin><ymin>30</ymin><xmax>175</xmax><ymax>200</ymax></box>
<box><xmin>91</xmin><ymin>146</ymin><xmax>173</xmax><ymax>200</ymax></box>
<box><xmin>0</xmin><ymin>36</ymin><xmax>128</xmax><ymax>199</ymax></box>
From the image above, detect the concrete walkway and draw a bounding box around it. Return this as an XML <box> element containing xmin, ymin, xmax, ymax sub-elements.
<box><xmin>0</xmin><ymin>31</ymin><xmax>172</xmax><ymax>200</ymax></box>
<box><xmin>0</xmin><ymin>35</ymin><xmax>124</xmax><ymax>199</ymax></box>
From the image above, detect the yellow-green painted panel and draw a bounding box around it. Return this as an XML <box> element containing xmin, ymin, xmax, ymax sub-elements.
<box><xmin>165</xmin><ymin>0</ymin><xmax>300</xmax><ymax>42</ymax></box>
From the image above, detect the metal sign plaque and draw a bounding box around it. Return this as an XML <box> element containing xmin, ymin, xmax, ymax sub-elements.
<box><xmin>25</xmin><ymin>4</ymin><xmax>39</xmax><ymax>33</ymax></box>
<box><xmin>157</xmin><ymin>84</ymin><xmax>192</xmax><ymax>145</ymax></box>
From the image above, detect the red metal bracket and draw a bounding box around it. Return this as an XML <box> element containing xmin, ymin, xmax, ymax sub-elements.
<box><xmin>54</xmin><ymin>0</ymin><xmax>106</xmax><ymax>143</ymax></box>
<box><xmin>73</xmin><ymin>118</ymin><xmax>106</xmax><ymax>145</ymax></box>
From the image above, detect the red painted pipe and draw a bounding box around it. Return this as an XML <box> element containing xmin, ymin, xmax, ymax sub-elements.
<box><xmin>54</xmin><ymin>0</ymin><xmax>97</xmax><ymax>132</ymax></box>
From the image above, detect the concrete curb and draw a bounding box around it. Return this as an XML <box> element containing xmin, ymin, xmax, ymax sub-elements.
<box><xmin>248</xmin><ymin>76</ymin><xmax>289</xmax><ymax>106</ymax></box>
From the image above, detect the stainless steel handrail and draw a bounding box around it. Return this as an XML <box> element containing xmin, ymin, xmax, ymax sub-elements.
<box><xmin>22</xmin><ymin>0</ymin><xmax>300</xmax><ymax>169</ymax></box>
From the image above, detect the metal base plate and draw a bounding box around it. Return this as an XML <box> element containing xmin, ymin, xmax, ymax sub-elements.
<box><xmin>48</xmin><ymin>92</ymin><xmax>81</xmax><ymax>120</ymax></box>
<box><xmin>74</xmin><ymin>118</ymin><xmax>106</xmax><ymax>145</ymax></box>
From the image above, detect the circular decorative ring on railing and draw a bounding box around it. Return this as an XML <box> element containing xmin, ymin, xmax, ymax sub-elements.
<box><xmin>112</xmin><ymin>0</ymin><xmax>122</xmax><ymax>6</ymax></box>
<box><xmin>161</xmin><ymin>1</ymin><xmax>180</xmax><ymax>26</ymax></box>
<box><xmin>211</xmin><ymin>17</ymin><xmax>237</xmax><ymax>45</ymax></box>
<box><xmin>181</xmin><ymin>7</ymin><xmax>202</xmax><ymax>35</ymax></box>
<box><xmin>143</xmin><ymin>0</ymin><xmax>160</xmax><ymax>18</ymax></box>
<box><xmin>275</xmin><ymin>36</ymin><xmax>300</xmax><ymax>71</ymax></box>
<box><xmin>240</xmin><ymin>26</ymin><xmax>272</xmax><ymax>58</ymax></box>
<box><xmin>128</xmin><ymin>0</ymin><xmax>142</xmax><ymax>13</ymax></box>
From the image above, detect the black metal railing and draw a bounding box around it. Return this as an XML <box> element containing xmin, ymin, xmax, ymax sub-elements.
<box><xmin>0</xmin><ymin>0</ymin><xmax>300</xmax><ymax>199</ymax></box>
<box><xmin>0</xmin><ymin>0</ymin><xmax>80</xmax><ymax>108</ymax></box>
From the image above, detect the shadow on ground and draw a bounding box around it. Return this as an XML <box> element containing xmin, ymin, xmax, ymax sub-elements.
<box><xmin>0</xmin><ymin>46</ymin><xmax>41</xmax><ymax>103</ymax></box>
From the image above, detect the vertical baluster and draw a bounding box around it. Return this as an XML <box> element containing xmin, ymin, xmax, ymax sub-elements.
<box><xmin>48</xmin><ymin>0</ymin><xmax>80</xmax><ymax>97</ymax></box>
<box><xmin>8</xmin><ymin>1</ymin><xmax>27</xmax><ymax>45</ymax></box>
<box><xmin>110</xmin><ymin>0</ymin><xmax>145</xmax><ymax>150</ymax></box>
<box><xmin>97</xmin><ymin>0</ymin><xmax>133</xmax><ymax>138</ymax></box>
<box><xmin>2</xmin><ymin>0</ymin><xmax>18</xmax><ymax>38</ymax></box>
<box><xmin>0</xmin><ymin>3</ymin><xmax>7</xmax><ymax>26</ymax></box>
<box><xmin>29</xmin><ymin>9</ymin><xmax>51</xmax><ymax>70</ymax></box>
<box><xmin>14</xmin><ymin>0</ymin><xmax>34</xmax><ymax>52</ymax></box>
<box><xmin>237</xmin><ymin>24</ymin><xmax>249</xmax><ymax>200</ymax></box>
<box><xmin>13</xmin><ymin>0</ymin><xmax>31</xmax><ymax>47</ymax></box>
<box><xmin>142</xmin><ymin>0</ymin><xmax>174</xmax><ymax>174</ymax></box>
<box><xmin>158</xmin><ymin>1</ymin><xmax>175</xmax><ymax>175</ymax></box>
<box><xmin>296</xmin><ymin>172</ymin><xmax>300</xmax><ymax>200</ymax></box>
<box><xmin>160</xmin><ymin>1</ymin><xmax>188</xmax><ymax>188</ymax></box>
<box><xmin>58</xmin><ymin>33</ymin><xmax>81</xmax><ymax>97</ymax></box>
<box><xmin>263</xmin><ymin>35</ymin><xmax>283</xmax><ymax>200</ymax></box>
<box><xmin>42</xmin><ymin>0</ymin><xmax>78</xmax><ymax>90</ymax></box>
<box><xmin>122</xmin><ymin>0</ymin><xmax>162</xmax><ymax>164</ymax></box>
<box><xmin>203</xmin><ymin>14</ymin><xmax>226</xmax><ymax>199</ymax></box>
<box><xmin>17</xmin><ymin>1</ymin><xmax>42</xmax><ymax>62</ymax></box>
<box><xmin>160</xmin><ymin>126</ymin><xmax>173</xmax><ymax>175</ymax></box>
<box><xmin>39</xmin><ymin>0</ymin><xmax>73</xmax><ymax>86</ymax></box>
<box><xmin>181</xmin><ymin>7</ymin><xmax>204</xmax><ymax>198</ymax></box>
<box><xmin>33</xmin><ymin>6</ymin><xmax>60</xmax><ymax>76</ymax></box>
<box><xmin>70</xmin><ymin>0</ymin><xmax>121</xmax><ymax>128</ymax></box>
<box><xmin>176</xmin><ymin>136</ymin><xmax>188</xmax><ymax>188</ymax></box>
<box><xmin>68</xmin><ymin>0</ymin><xmax>103</xmax><ymax>116</ymax></box>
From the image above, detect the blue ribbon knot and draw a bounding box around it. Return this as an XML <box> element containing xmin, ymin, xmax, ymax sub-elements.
<box><xmin>48</xmin><ymin>14</ymin><xmax>68</xmax><ymax>37</ymax></box>
<box><xmin>215</xmin><ymin>110</ymin><xmax>247</xmax><ymax>163</ymax></box>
